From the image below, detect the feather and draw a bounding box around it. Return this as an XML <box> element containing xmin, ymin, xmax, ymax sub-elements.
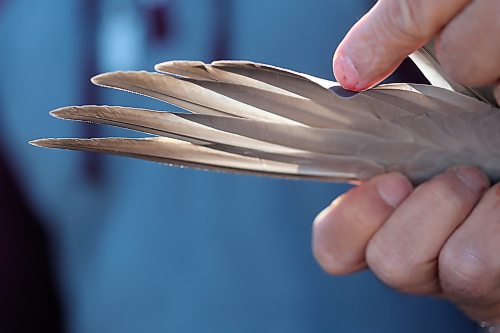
<box><xmin>33</xmin><ymin>49</ymin><xmax>500</xmax><ymax>184</ymax></box>
<box><xmin>30</xmin><ymin>137</ymin><xmax>381</xmax><ymax>182</ymax></box>
<box><xmin>91</xmin><ymin>71</ymin><xmax>299</xmax><ymax>124</ymax></box>
<box><xmin>409</xmin><ymin>44</ymin><xmax>497</xmax><ymax>106</ymax></box>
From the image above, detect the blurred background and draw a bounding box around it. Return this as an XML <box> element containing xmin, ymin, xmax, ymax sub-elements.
<box><xmin>0</xmin><ymin>1</ymin><xmax>478</xmax><ymax>332</ymax></box>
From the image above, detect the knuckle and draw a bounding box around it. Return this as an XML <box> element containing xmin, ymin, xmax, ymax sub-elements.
<box><xmin>417</xmin><ymin>180</ymin><xmax>460</xmax><ymax>213</ymax></box>
<box><xmin>418</xmin><ymin>169</ymin><xmax>479</xmax><ymax>214</ymax></box>
<box><xmin>366</xmin><ymin>239</ymin><xmax>416</xmax><ymax>291</ymax></box>
<box><xmin>439</xmin><ymin>242</ymin><xmax>497</xmax><ymax>302</ymax></box>
<box><xmin>436</xmin><ymin>33</ymin><xmax>480</xmax><ymax>85</ymax></box>
<box><xmin>311</xmin><ymin>192</ymin><xmax>370</xmax><ymax>276</ymax></box>
<box><xmin>312</xmin><ymin>218</ymin><xmax>361</xmax><ymax>276</ymax></box>
<box><xmin>435</xmin><ymin>11</ymin><xmax>500</xmax><ymax>87</ymax></box>
<box><xmin>419</xmin><ymin>179</ymin><xmax>453</xmax><ymax>205</ymax></box>
<box><xmin>312</xmin><ymin>241</ymin><xmax>361</xmax><ymax>275</ymax></box>
<box><xmin>312</xmin><ymin>219</ymin><xmax>348</xmax><ymax>275</ymax></box>
<box><xmin>386</xmin><ymin>0</ymin><xmax>430</xmax><ymax>43</ymax></box>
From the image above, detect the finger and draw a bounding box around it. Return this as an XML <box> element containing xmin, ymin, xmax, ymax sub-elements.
<box><xmin>312</xmin><ymin>173</ymin><xmax>412</xmax><ymax>275</ymax></box>
<box><xmin>333</xmin><ymin>0</ymin><xmax>471</xmax><ymax>91</ymax></box>
<box><xmin>439</xmin><ymin>183</ymin><xmax>500</xmax><ymax>322</ymax></box>
<box><xmin>435</xmin><ymin>0</ymin><xmax>500</xmax><ymax>86</ymax></box>
<box><xmin>366</xmin><ymin>166</ymin><xmax>489</xmax><ymax>294</ymax></box>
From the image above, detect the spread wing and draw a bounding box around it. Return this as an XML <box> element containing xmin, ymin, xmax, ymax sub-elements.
<box><xmin>32</xmin><ymin>52</ymin><xmax>500</xmax><ymax>184</ymax></box>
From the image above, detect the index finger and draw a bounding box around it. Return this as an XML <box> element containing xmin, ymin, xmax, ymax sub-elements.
<box><xmin>333</xmin><ymin>0</ymin><xmax>471</xmax><ymax>91</ymax></box>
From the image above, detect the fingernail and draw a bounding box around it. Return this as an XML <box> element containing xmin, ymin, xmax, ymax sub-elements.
<box><xmin>376</xmin><ymin>173</ymin><xmax>412</xmax><ymax>207</ymax></box>
<box><xmin>453</xmin><ymin>166</ymin><xmax>489</xmax><ymax>192</ymax></box>
<box><xmin>334</xmin><ymin>54</ymin><xmax>359</xmax><ymax>91</ymax></box>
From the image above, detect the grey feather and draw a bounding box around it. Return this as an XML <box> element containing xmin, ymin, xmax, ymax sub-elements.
<box><xmin>31</xmin><ymin>137</ymin><xmax>378</xmax><ymax>182</ymax></box>
<box><xmin>410</xmin><ymin>43</ymin><xmax>497</xmax><ymax>107</ymax></box>
<box><xmin>33</xmin><ymin>49</ymin><xmax>500</xmax><ymax>184</ymax></box>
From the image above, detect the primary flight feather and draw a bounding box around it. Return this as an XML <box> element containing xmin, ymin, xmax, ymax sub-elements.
<box><xmin>32</xmin><ymin>48</ymin><xmax>500</xmax><ymax>184</ymax></box>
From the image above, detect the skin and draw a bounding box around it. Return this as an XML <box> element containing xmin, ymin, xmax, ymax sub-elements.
<box><xmin>313</xmin><ymin>0</ymin><xmax>500</xmax><ymax>324</ymax></box>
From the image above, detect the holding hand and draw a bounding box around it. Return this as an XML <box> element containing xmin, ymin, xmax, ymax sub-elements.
<box><xmin>315</xmin><ymin>0</ymin><xmax>500</xmax><ymax>325</ymax></box>
<box><xmin>313</xmin><ymin>167</ymin><xmax>500</xmax><ymax>323</ymax></box>
<box><xmin>332</xmin><ymin>0</ymin><xmax>500</xmax><ymax>103</ymax></box>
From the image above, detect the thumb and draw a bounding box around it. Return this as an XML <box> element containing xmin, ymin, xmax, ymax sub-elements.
<box><xmin>333</xmin><ymin>0</ymin><xmax>471</xmax><ymax>91</ymax></box>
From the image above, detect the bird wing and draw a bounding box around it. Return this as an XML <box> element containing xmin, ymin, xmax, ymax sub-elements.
<box><xmin>32</xmin><ymin>50</ymin><xmax>500</xmax><ymax>184</ymax></box>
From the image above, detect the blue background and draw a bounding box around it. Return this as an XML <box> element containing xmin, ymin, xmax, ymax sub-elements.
<box><xmin>0</xmin><ymin>0</ymin><xmax>476</xmax><ymax>332</ymax></box>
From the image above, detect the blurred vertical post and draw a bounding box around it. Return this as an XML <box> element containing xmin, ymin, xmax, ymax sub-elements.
<box><xmin>142</xmin><ymin>0</ymin><xmax>173</xmax><ymax>44</ymax></box>
<box><xmin>80</xmin><ymin>0</ymin><xmax>103</xmax><ymax>183</ymax></box>
<box><xmin>0</xmin><ymin>99</ymin><xmax>63</xmax><ymax>331</ymax></box>
<box><xmin>212</xmin><ymin>0</ymin><xmax>232</xmax><ymax>60</ymax></box>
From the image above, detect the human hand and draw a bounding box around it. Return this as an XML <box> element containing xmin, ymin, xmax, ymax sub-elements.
<box><xmin>317</xmin><ymin>1</ymin><xmax>500</xmax><ymax>324</ymax></box>
<box><xmin>332</xmin><ymin>0</ymin><xmax>500</xmax><ymax>104</ymax></box>
<box><xmin>312</xmin><ymin>166</ymin><xmax>500</xmax><ymax>323</ymax></box>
